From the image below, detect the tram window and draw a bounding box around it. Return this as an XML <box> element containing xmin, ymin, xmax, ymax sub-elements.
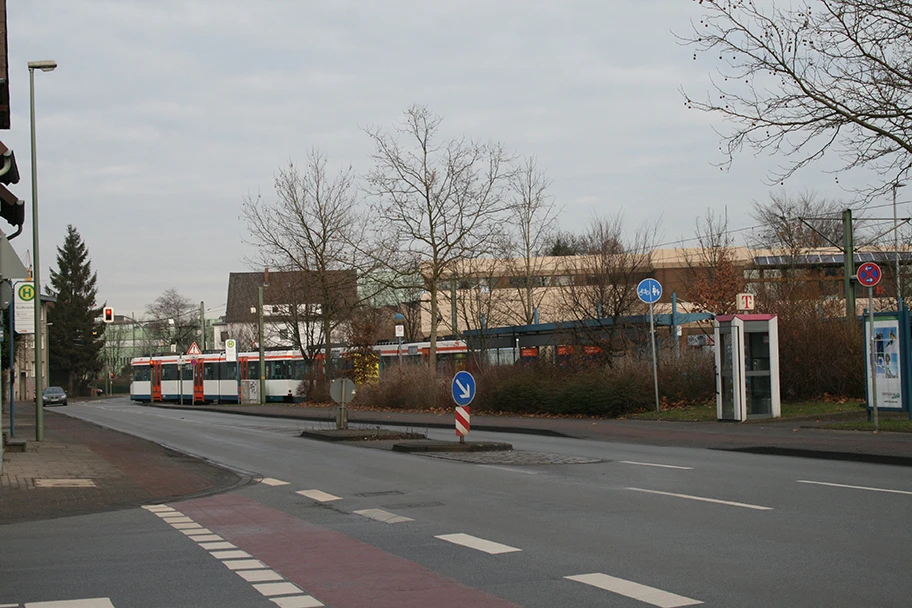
<box><xmin>246</xmin><ymin>361</ymin><xmax>259</xmax><ymax>381</ymax></box>
<box><xmin>204</xmin><ymin>362</ymin><xmax>217</xmax><ymax>380</ymax></box>
<box><xmin>292</xmin><ymin>360</ymin><xmax>307</xmax><ymax>380</ymax></box>
<box><xmin>182</xmin><ymin>364</ymin><xmax>193</xmax><ymax>380</ymax></box>
<box><xmin>133</xmin><ymin>365</ymin><xmax>150</xmax><ymax>382</ymax></box>
<box><xmin>162</xmin><ymin>364</ymin><xmax>178</xmax><ymax>381</ymax></box>
<box><xmin>218</xmin><ymin>362</ymin><xmax>237</xmax><ymax>379</ymax></box>
<box><xmin>267</xmin><ymin>361</ymin><xmax>288</xmax><ymax>379</ymax></box>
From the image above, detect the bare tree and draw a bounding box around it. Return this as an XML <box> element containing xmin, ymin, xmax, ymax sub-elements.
<box><xmin>541</xmin><ymin>230</ymin><xmax>588</xmax><ymax>256</ymax></box>
<box><xmin>242</xmin><ymin>149</ymin><xmax>362</xmax><ymax>394</ymax></box>
<box><xmin>501</xmin><ymin>156</ymin><xmax>562</xmax><ymax>325</ymax></box>
<box><xmin>680</xmin><ymin>1</ymin><xmax>912</xmax><ymax>194</ymax></box>
<box><xmin>146</xmin><ymin>288</ymin><xmax>198</xmax><ymax>353</ymax></box>
<box><xmin>750</xmin><ymin>190</ymin><xmax>846</xmax><ymax>251</ymax></box>
<box><xmin>749</xmin><ymin>190</ymin><xmax>847</xmax><ymax>305</ymax></box>
<box><xmin>683</xmin><ymin>208</ymin><xmax>746</xmax><ymax>315</ymax></box>
<box><xmin>365</xmin><ymin>105</ymin><xmax>511</xmax><ymax>367</ymax></box>
<box><xmin>556</xmin><ymin>214</ymin><xmax>659</xmax><ymax>362</ymax></box>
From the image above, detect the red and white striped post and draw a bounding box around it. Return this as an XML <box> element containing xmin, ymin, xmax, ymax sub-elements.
<box><xmin>455</xmin><ymin>405</ymin><xmax>471</xmax><ymax>442</ymax></box>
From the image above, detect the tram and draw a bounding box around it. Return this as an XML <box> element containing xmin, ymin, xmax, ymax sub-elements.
<box><xmin>130</xmin><ymin>340</ymin><xmax>469</xmax><ymax>404</ymax></box>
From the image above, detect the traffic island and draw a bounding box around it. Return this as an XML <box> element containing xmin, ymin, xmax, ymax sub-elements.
<box><xmin>392</xmin><ymin>439</ymin><xmax>513</xmax><ymax>453</ymax></box>
<box><xmin>299</xmin><ymin>428</ymin><xmax>427</xmax><ymax>442</ymax></box>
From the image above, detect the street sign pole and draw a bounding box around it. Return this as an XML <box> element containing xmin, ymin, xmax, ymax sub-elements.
<box><xmin>857</xmin><ymin>262</ymin><xmax>882</xmax><ymax>432</ymax></box>
<box><xmin>637</xmin><ymin>278</ymin><xmax>663</xmax><ymax>413</ymax></box>
<box><xmin>649</xmin><ymin>301</ymin><xmax>659</xmax><ymax>413</ymax></box>
<box><xmin>869</xmin><ymin>286</ymin><xmax>878</xmax><ymax>432</ymax></box>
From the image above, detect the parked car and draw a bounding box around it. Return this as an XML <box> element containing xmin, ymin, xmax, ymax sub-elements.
<box><xmin>42</xmin><ymin>386</ymin><xmax>68</xmax><ymax>406</ymax></box>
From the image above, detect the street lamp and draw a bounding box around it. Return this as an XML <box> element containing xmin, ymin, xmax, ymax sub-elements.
<box><xmin>894</xmin><ymin>182</ymin><xmax>907</xmax><ymax>308</ymax></box>
<box><xmin>29</xmin><ymin>59</ymin><xmax>57</xmax><ymax>442</ymax></box>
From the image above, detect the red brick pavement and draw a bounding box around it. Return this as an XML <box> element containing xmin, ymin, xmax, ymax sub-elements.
<box><xmin>1</xmin><ymin>403</ymin><xmax>246</xmax><ymax>524</ymax></box>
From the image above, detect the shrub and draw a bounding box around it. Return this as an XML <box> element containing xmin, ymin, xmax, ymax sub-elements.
<box><xmin>357</xmin><ymin>353</ymin><xmax>716</xmax><ymax>418</ymax></box>
<box><xmin>353</xmin><ymin>365</ymin><xmax>450</xmax><ymax>411</ymax></box>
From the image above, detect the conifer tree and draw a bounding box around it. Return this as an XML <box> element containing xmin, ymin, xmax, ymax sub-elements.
<box><xmin>48</xmin><ymin>225</ymin><xmax>104</xmax><ymax>395</ymax></box>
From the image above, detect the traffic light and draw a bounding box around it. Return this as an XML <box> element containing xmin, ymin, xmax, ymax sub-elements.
<box><xmin>103</xmin><ymin>307</ymin><xmax>114</xmax><ymax>323</ymax></box>
<box><xmin>0</xmin><ymin>141</ymin><xmax>24</xmax><ymax>231</ymax></box>
<box><xmin>0</xmin><ymin>141</ymin><xmax>23</xmax><ymax>230</ymax></box>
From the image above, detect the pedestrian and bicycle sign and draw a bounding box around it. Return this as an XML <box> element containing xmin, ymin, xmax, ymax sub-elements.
<box><xmin>637</xmin><ymin>278</ymin><xmax>662</xmax><ymax>304</ymax></box>
<box><xmin>856</xmin><ymin>262</ymin><xmax>882</xmax><ymax>287</ymax></box>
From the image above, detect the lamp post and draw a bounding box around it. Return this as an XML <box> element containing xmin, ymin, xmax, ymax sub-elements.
<box><xmin>894</xmin><ymin>182</ymin><xmax>907</xmax><ymax>308</ymax></box>
<box><xmin>29</xmin><ymin>59</ymin><xmax>57</xmax><ymax>442</ymax></box>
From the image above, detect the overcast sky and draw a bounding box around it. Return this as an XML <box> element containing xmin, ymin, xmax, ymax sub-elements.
<box><xmin>4</xmin><ymin>0</ymin><xmax>886</xmax><ymax>320</ymax></box>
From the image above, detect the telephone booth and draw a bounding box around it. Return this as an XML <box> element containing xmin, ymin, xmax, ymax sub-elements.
<box><xmin>714</xmin><ymin>314</ymin><xmax>781</xmax><ymax>421</ymax></box>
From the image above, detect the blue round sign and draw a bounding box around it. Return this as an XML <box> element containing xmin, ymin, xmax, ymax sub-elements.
<box><xmin>637</xmin><ymin>278</ymin><xmax>662</xmax><ymax>304</ymax></box>
<box><xmin>451</xmin><ymin>370</ymin><xmax>476</xmax><ymax>406</ymax></box>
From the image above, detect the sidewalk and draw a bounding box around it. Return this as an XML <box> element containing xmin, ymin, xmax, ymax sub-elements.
<box><xmin>1</xmin><ymin>401</ymin><xmax>247</xmax><ymax>525</ymax></box>
<box><xmin>3</xmin><ymin>399</ymin><xmax>912</xmax><ymax>525</ymax></box>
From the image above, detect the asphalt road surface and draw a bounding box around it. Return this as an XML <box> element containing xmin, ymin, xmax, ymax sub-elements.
<box><xmin>5</xmin><ymin>397</ymin><xmax>912</xmax><ymax>607</ymax></box>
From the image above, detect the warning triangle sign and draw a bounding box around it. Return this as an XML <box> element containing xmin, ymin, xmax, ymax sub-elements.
<box><xmin>186</xmin><ymin>342</ymin><xmax>202</xmax><ymax>355</ymax></box>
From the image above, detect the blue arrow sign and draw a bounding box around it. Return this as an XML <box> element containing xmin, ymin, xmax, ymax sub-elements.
<box><xmin>637</xmin><ymin>278</ymin><xmax>662</xmax><ymax>304</ymax></box>
<box><xmin>451</xmin><ymin>370</ymin><xmax>476</xmax><ymax>406</ymax></box>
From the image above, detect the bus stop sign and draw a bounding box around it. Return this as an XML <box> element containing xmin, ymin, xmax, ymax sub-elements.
<box><xmin>857</xmin><ymin>262</ymin><xmax>882</xmax><ymax>287</ymax></box>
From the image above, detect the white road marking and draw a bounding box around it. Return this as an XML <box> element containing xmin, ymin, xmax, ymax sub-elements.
<box><xmin>181</xmin><ymin>528</ymin><xmax>213</xmax><ymax>536</ymax></box>
<box><xmin>353</xmin><ymin>509</ymin><xmax>414</xmax><ymax>524</ymax></box>
<box><xmin>237</xmin><ymin>569</ymin><xmax>284</xmax><ymax>582</ymax></box>
<box><xmin>25</xmin><ymin>600</ymin><xmax>116</xmax><ymax>608</ymax></box>
<box><xmin>296</xmin><ymin>489</ymin><xmax>341</xmax><ymax>502</ymax></box>
<box><xmin>621</xmin><ymin>461</ymin><xmax>693</xmax><ymax>470</ymax></box>
<box><xmin>154</xmin><ymin>511</ymin><xmax>184</xmax><ymax>518</ymax></box>
<box><xmin>478</xmin><ymin>465</ymin><xmax>539</xmax><ymax>475</ymax></box>
<box><xmin>435</xmin><ymin>533</ymin><xmax>522</xmax><ymax>554</ymax></box>
<box><xmin>171</xmin><ymin>523</ymin><xmax>203</xmax><ymax>530</ymax></box>
<box><xmin>211</xmin><ymin>550</ymin><xmax>253</xmax><ymax>560</ymax></box>
<box><xmin>142</xmin><ymin>505</ymin><xmax>175</xmax><ymax>513</ymax></box>
<box><xmin>187</xmin><ymin>534</ymin><xmax>222</xmax><ymax>542</ymax></box>
<box><xmin>626</xmin><ymin>487</ymin><xmax>773</xmax><ymax>511</ymax></box>
<box><xmin>253</xmin><ymin>582</ymin><xmax>303</xmax><ymax>597</ymax></box>
<box><xmin>223</xmin><ymin>559</ymin><xmax>267</xmax><ymax>570</ymax></box>
<box><xmin>260</xmin><ymin>478</ymin><xmax>290</xmax><ymax>486</ymax></box>
<box><xmin>797</xmin><ymin>479</ymin><xmax>912</xmax><ymax>496</ymax></box>
<box><xmin>200</xmin><ymin>541</ymin><xmax>236</xmax><ymax>550</ymax></box>
<box><xmin>163</xmin><ymin>516</ymin><xmax>194</xmax><ymax>524</ymax></box>
<box><xmin>566</xmin><ymin>573</ymin><xmax>703</xmax><ymax>607</ymax></box>
<box><xmin>270</xmin><ymin>596</ymin><xmax>325</xmax><ymax>608</ymax></box>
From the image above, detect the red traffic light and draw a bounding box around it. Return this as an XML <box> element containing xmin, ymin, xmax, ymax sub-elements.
<box><xmin>103</xmin><ymin>307</ymin><xmax>114</xmax><ymax>323</ymax></box>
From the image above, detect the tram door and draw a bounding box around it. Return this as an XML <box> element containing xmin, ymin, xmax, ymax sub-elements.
<box><xmin>151</xmin><ymin>361</ymin><xmax>163</xmax><ymax>402</ymax></box>
<box><xmin>193</xmin><ymin>359</ymin><xmax>205</xmax><ymax>404</ymax></box>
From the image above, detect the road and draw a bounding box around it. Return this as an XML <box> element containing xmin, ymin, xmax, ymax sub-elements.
<box><xmin>5</xmin><ymin>397</ymin><xmax>912</xmax><ymax>607</ymax></box>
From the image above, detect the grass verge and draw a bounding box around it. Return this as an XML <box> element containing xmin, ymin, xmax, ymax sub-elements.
<box><xmin>625</xmin><ymin>399</ymin><xmax>870</xmax><ymax>423</ymax></box>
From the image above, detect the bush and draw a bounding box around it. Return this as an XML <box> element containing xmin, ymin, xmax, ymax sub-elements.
<box><xmin>353</xmin><ymin>365</ymin><xmax>451</xmax><ymax>411</ymax></box>
<box><xmin>777</xmin><ymin>315</ymin><xmax>863</xmax><ymax>400</ymax></box>
<box><xmin>357</xmin><ymin>352</ymin><xmax>716</xmax><ymax>418</ymax></box>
